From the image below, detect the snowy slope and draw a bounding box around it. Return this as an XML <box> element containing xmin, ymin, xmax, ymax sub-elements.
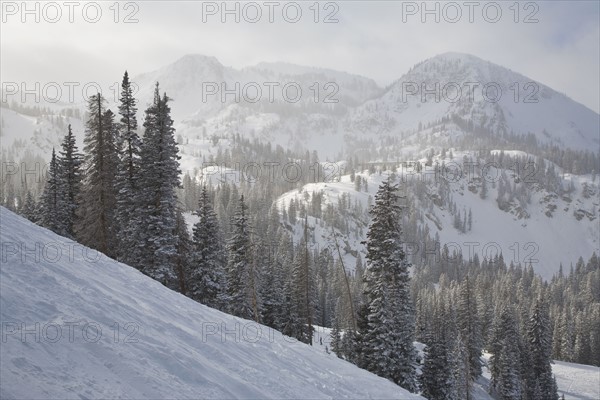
<box><xmin>0</xmin><ymin>207</ymin><xmax>422</xmax><ymax>399</ymax></box>
<box><xmin>276</xmin><ymin>154</ymin><xmax>599</xmax><ymax>280</ymax></box>
<box><xmin>310</xmin><ymin>329</ymin><xmax>600</xmax><ymax>400</ymax></box>
<box><xmin>0</xmin><ymin>106</ymin><xmax>85</xmax><ymax>155</ymax></box>
<box><xmin>479</xmin><ymin>353</ymin><xmax>600</xmax><ymax>400</ymax></box>
<box><xmin>348</xmin><ymin>52</ymin><xmax>599</xmax><ymax>152</ymax></box>
<box><xmin>551</xmin><ymin>360</ymin><xmax>600</xmax><ymax>400</ymax></box>
<box><xmin>133</xmin><ymin>54</ymin><xmax>381</xmax><ymax>122</ymax></box>
<box><xmin>246</xmin><ymin>61</ymin><xmax>382</xmax><ymax>106</ymax></box>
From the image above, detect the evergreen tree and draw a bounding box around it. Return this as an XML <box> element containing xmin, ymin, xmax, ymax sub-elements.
<box><xmin>420</xmin><ymin>293</ymin><xmax>457</xmax><ymax>400</ymax></box>
<box><xmin>117</xmin><ymin>71</ymin><xmax>139</xmax><ymax>161</ymax></box>
<box><xmin>226</xmin><ymin>195</ymin><xmax>255</xmax><ymax>320</ymax></box>
<box><xmin>115</xmin><ymin>71</ymin><xmax>142</xmax><ymax>261</ymax></box>
<box><xmin>451</xmin><ymin>333</ymin><xmax>470</xmax><ymax>400</ymax></box>
<box><xmin>40</xmin><ymin>149</ymin><xmax>69</xmax><ymax>236</ymax></box>
<box><xmin>457</xmin><ymin>275</ymin><xmax>483</xmax><ymax>386</ymax></box>
<box><xmin>174</xmin><ymin>210</ymin><xmax>192</xmax><ymax>295</ymax></box>
<box><xmin>527</xmin><ymin>297</ymin><xmax>559</xmax><ymax>400</ymax></box>
<box><xmin>274</xmin><ymin>232</ymin><xmax>299</xmax><ymax>335</ymax></box>
<box><xmin>75</xmin><ymin>93</ymin><xmax>118</xmax><ymax>257</ymax></box>
<box><xmin>260</xmin><ymin>227</ymin><xmax>291</xmax><ymax>330</ymax></box>
<box><xmin>132</xmin><ymin>84</ymin><xmax>181</xmax><ymax>286</ymax></box>
<box><xmin>350</xmin><ymin>301</ymin><xmax>369</xmax><ymax>368</ymax></box>
<box><xmin>190</xmin><ymin>185</ymin><xmax>226</xmax><ymax>309</ymax></box>
<box><xmin>490</xmin><ymin>305</ymin><xmax>522</xmax><ymax>400</ymax></box>
<box><xmin>291</xmin><ymin>216</ymin><xmax>315</xmax><ymax>344</ymax></box>
<box><xmin>480</xmin><ymin>177</ymin><xmax>488</xmax><ymax>199</ymax></box>
<box><xmin>58</xmin><ymin>124</ymin><xmax>83</xmax><ymax>237</ymax></box>
<box><xmin>21</xmin><ymin>191</ymin><xmax>37</xmax><ymax>223</ymax></box>
<box><xmin>360</xmin><ymin>178</ymin><xmax>418</xmax><ymax>392</ymax></box>
<box><xmin>421</xmin><ymin>332</ymin><xmax>455</xmax><ymax>400</ymax></box>
<box><xmin>330</xmin><ymin>307</ymin><xmax>342</xmax><ymax>358</ymax></box>
<box><xmin>259</xmin><ymin>233</ymin><xmax>285</xmax><ymax>329</ymax></box>
<box><xmin>281</xmin><ymin>272</ymin><xmax>304</xmax><ymax>339</ymax></box>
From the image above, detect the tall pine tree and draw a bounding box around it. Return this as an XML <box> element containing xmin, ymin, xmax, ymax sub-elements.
<box><xmin>40</xmin><ymin>148</ymin><xmax>69</xmax><ymax>236</ymax></box>
<box><xmin>133</xmin><ymin>84</ymin><xmax>181</xmax><ymax>286</ymax></box>
<box><xmin>58</xmin><ymin>124</ymin><xmax>82</xmax><ymax>237</ymax></box>
<box><xmin>291</xmin><ymin>216</ymin><xmax>315</xmax><ymax>344</ymax></box>
<box><xmin>226</xmin><ymin>195</ymin><xmax>256</xmax><ymax>320</ymax></box>
<box><xmin>115</xmin><ymin>70</ymin><xmax>142</xmax><ymax>262</ymax></box>
<box><xmin>360</xmin><ymin>177</ymin><xmax>418</xmax><ymax>392</ymax></box>
<box><xmin>75</xmin><ymin>93</ymin><xmax>118</xmax><ymax>256</ymax></box>
<box><xmin>457</xmin><ymin>274</ymin><xmax>483</xmax><ymax>398</ymax></box>
<box><xmin>490</xmin><ymin>305</ymin><xmax>522</xmax><ymax>400</ymax></box>
<box><xmin>190</xmin><ymin>185</ymin><xmax>226</xmax><ymax>309</ymax></box>
<box><xmin>527</xmin><ymin>297</ymin><xmax>559</xmax><ymax>400</ymax></box>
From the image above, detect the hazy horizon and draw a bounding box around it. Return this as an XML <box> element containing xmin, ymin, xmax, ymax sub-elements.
<box><xmin>2</xmin><ymin>1</ymin><xmax>599</xmax><ymax>112</ymax></box>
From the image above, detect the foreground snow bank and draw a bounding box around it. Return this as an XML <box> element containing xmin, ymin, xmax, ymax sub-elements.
<box><xmin>0</xmin><ymin>207</ymin><xmax>421</xmax><ymax>399</ymax></box>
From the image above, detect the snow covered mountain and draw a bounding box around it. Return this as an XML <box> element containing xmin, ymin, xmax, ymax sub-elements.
<box><xmin>0</xmin><ymin>206</ymin><xmax>422</xmax><ymax>399</ymax></box>
<box><xmin>133</xmin><ymin>54</ymin><xmax>382</xmax><ymax>122</ymax></box>
<box><xmin>2</xmin><ymin>52</ymin><xmax>598</xmax><ymax>281</ymax></box>
<box><xmin>275</xmin><ymin>150</ymin><xmax>599</xmax><ymax>281</ymax></box>
<box><xmin>347</xmin><ymin>52</ymin><xmax>599</xmax><ymax>152</ymax></box>
<box><xmin>3</xmin><ymin>52</ymin><xmax>598</xmax><ymax>160</ymax></box>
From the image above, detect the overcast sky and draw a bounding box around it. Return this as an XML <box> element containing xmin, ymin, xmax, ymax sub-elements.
<box><xmin>1</xmin><ymin>1</ymin><xmax>599</xmax><ymax>112</ymax></box>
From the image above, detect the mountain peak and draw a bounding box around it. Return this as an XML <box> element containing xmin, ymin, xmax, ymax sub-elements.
<box><xmin>174</xmin><ymin>53</ymin><xmax>223</xmax><ymax>67</ymax></box>
<box><xmin>430</xmin><ymin>51</ymin><xmax>484</xmax><ymax>61</ymax></box>
<box><xmin>408</xmin><ymin>52</ymin><xmax>501</xmax><ymax>77</ymax></box>
<box><xmin>166</xmin><ymin>54</ymin><xmax>225</xmax><ymax>75</ymax></box>
<box><xmin>357</xmin><ymin>53</ymin><xmax>599</xmax><ymax>152</ymax></box>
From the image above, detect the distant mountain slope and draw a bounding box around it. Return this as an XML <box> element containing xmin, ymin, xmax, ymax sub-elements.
<box><xmin>2</xmin><ymin>52</ymin><xmax>597</xmax><ymax>160</ymax></box>
<box><xmin>0</xmin><ymin>207</ymin><xmax>422</xmax><ymax>399</ymax></box>
<box><xmin>133</xmin><ymin>54</ymin><xmax>382</xmax><ymax>121</ymax></box>
<box><xmin>0</xmin><ymin>106</ymin><xmax>85</xmax><ymax>155</ymax></box>
<box><xmin>349</xmin><ymin>52</ymin><xmax>599</xmax><ymax>152</ymax></box>
<box><xmin>276</xmin><ymin>151</ymin><xmax>599</xmax><ymax>280</ymax></box>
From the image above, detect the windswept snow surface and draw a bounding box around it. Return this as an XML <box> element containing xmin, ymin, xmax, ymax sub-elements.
<box><xmin>0</xmin><ymin>207</ymin><xmax>422</xmax><ymax>399</ymax></box>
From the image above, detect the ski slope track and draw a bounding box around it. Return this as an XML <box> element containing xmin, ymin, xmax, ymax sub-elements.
<box><xmin>0</xmin><ymin>207</ymin><xmax>422</xmax><ymax>399</ymax></box>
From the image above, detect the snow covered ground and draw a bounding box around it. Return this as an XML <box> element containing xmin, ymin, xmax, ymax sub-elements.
<box><xmin>550</xmin><ymin>360</ymin><xmax>600</xmax><ymax>400</ymax></box>
<box><xmin>479</xmin><ymin>353</ymin><xmax>600</xmax><ymax>400</ymax></box>
<box><xmin>312</xmin><ymin>329</ymin><xmax>599</xmax><ymax>400</ymax></box>
<box><xmin>0</xmin><ymin>207</ymin><xmax>422</xmax><ymax>399</ymax></box>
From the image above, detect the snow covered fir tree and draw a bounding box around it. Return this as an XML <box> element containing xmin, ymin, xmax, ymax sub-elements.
<box><xmin>2</xmin><ymin>55</ymin><xmax>599</xmax><ymax>399</ymax></box>
<box><xmin>355</xmin><ymin>178</ymin><xmax>418</xmax><ymax>391</ymax></box>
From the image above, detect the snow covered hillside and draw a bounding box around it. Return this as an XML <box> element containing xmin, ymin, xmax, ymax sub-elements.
<box><xmin>348</xmin><ymin>52</ymin><xmax>599</xmax><ymax>152</ymax></box>
<box><xmin>0</xmin><ymin>106</ymin><xmax>85</xmax><ymax>156</ymax></box>
<box><xmin>133</xmin><ymin>54</ymin><xmax>382</xmax><ymax>121</ymax></box>
<box><xmin>276</xmin><ymin>151</ymin><xmax>599</xmax><ymax>280</ymax></box>
<box><xmin>0</xmin><ymin>207</ymin><xmax>422</xmax><ymax>399</ymax></box>
<box><xmin>551</xmin><ymin>360</ymin><xmax>600</xmax><ymax>400</ymax></box>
